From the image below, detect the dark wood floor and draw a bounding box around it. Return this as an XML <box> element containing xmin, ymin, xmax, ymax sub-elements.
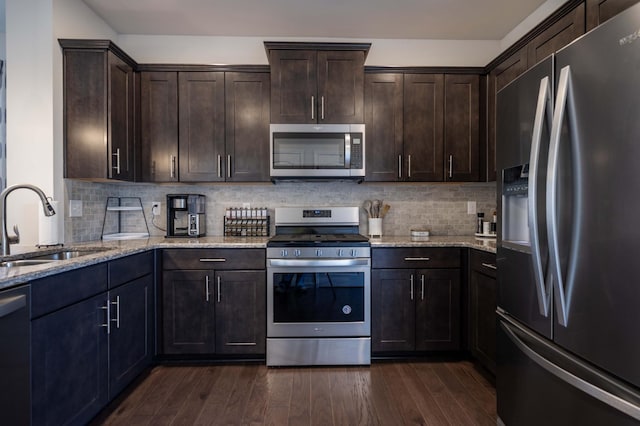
<box><xmin>93</xmin><ymin>361</ymin><xmax>496</xmax><ymax>425</ymax></box>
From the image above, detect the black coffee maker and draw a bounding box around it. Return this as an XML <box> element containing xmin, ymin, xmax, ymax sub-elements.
<box><xmin>166</xmin><ymin>194</ymin><xmax>206</xmax><ymax>237</ymax></box>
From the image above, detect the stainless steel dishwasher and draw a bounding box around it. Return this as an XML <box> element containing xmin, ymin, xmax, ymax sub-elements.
<box><xmin>0</xmin><ymin>284</ymin><xmax>30</xmax><ymax>425</ymax></box>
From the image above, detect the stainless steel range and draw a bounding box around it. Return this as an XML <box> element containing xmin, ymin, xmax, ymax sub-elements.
<box><xmin>266</xmin><ymin>207</ymin><xmax>371</xmax><ymax>366</ymax></box>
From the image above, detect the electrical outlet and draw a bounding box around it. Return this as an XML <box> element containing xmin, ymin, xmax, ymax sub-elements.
<box><xmin>467</xmin><ymin>201</ymin><xmax>476</xmax><ymax>215</ymax></box>
<box><xmin>151</xmin><ymin>202</ymin><xmax>161</xmax><ymax>216</ymax></box>
<box><xmin>69</xmin><ymin>200</ymin><xmax>83</xmax><ymax>217</ymax></box>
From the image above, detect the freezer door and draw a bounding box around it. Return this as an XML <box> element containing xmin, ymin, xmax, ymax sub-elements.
<box><xmin>549</xmin><ymin>3</ymin><xmax>640</xmax><ymax>390</ymax></box>
<box><xmin>497</xmin><ymin>314</ymin><xmax>640</xmax><ymax>426</ymax></box>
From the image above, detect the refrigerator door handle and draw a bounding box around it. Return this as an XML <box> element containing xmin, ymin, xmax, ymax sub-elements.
<box><xmin>500</xmin><ymin>318</ymin><xmax>640</xmax><ymax>422</ymax></box>
<box><xmin>528</xmin><ymin>76</ymin><xmax>553</xmax><ymax>318</ymax></box>
<box><xmin>547</xmin><ymin>65</ymin><xmax>572</xmax><ymax>327</ymax></box>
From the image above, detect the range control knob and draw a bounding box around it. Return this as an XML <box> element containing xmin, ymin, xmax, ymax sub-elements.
<box><xmin>337</xmin><ymin>249</ymin><xmax>344</xmax><ymax>257</ymax></box>
<box><xmin>316</xmin><ymin>249</ymin><xmax>323</xmax><ymax>257</ymax></box>
<box><xmin>281</xmin><ymin>249</ymin><xmax>288</xmax><ymax>257</ymax></box>
<box><xmin>351</xmin><ymin>249</ymin><xmax>358</xmax><ymax>257</ymax></box>
<box><xmin>294</xmin><ymin>249</ymin><xmax>301</xmax><ymax>257</ymax></box>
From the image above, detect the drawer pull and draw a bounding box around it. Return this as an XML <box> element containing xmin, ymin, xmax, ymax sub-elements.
<box><xmin>481</xmin><ymin>262</ymin><xmax>497</xmax><ymax>270</ymax></box>
<box><xmin>199</xmin><ymin>258</ymin><xmax>226</xmax><ymax>262</ymax></box>
<box><xmin>404</xmin><ymin>257</ymin><xmax>430</xmax><ymax>261</ymax></box>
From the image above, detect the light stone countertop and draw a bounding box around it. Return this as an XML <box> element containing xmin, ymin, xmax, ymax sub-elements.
<box><xmin>0</xmin><ymin>235</ymin><xmax>495</xmax><ymax>291</ymax></box>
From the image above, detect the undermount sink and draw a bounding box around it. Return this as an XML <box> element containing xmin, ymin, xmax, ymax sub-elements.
<box><xmin>0</xmin><ymin>259</ymin><xmax>58</xmax><ymax>268</ymax></box>
<box><xmin>0</xmin><ymin>248</ymin><xmax>111</xmax><ymax>268</ymax></box>
<box><xmin>28</xmin><ymin>249</ymin><xmax>107</xmax><ymax>261</ymax></box>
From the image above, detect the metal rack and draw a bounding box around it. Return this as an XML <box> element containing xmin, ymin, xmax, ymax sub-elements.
<box><xmin>101</xmin><ymin>197</ymin><xmax>150</xmax><ymax>240</ymax></box>
<box><xmin>223</xmin><ymin>207</ymin><xmax>270</xmax><ymax>237</ymax></box>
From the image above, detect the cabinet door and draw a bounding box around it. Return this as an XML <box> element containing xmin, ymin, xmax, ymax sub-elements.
<box><xmin>364</xmin><ymin>73</ymin><xmax>403</xmax><ymax>182</ymax></box>
<box><xmin>32</xmin><ymin>293</ymin><xmax>109</xmax><ymax>426</ymax></box>
<box><xmin>109</xmin><ymin>274</ymin><xmax>154</xmax><ymax>398</ymax></box>
<box><xmin>470</xmin><ymin>269</ymin><xmax>497</xmax><ymax>373</ymax></box>
<box><xmin>527</xmin><ymin>3</ymin><xmax>585</xmax><ymax>67</ymax></box>
<box><xmin>317</xmin><ymin>50</ymin><xmax>365</xmax><ymax>123</ymax></box>
<box><xmin>371</xmin><ymin>269</ymin><xmax>415</xmax><ymax>352</ymax></box>
<box><xmin>178</xmin><ymin>72</ymin><xmax>225</xmax><ymax>182</ymax></box>
<box><xmin>487</xmin><ymin>48</ymin><xmax>528</xmax><ymax>183</ymax></box>
<box><xmin>270</xmin><ymin>49</ymin><xmax>317</xmax><ymax>123</ymax></box>
<box><xmin>108</xmin><ymin>52</ymin><xmax>135</xmax><ymax>180</ymax></box>
<box><xmin>415</xmin><ymin>269</ymin><xmax>461</xmax><ymax>351</ymax></box>
<box><xmin>225</xmin><ymin>72</ymin><xmax>271</xmax><ymax>182</ymax></box>
<box><xmin>403</xmin><ymin>74</ymin><xmax>444</xmax><ymax>181</ymax></box>
<box><xmin>162</xmin><ymin>270</ymin><xmax>215</xmax><ymax>354</ymax></box>
<box><xmin>140</xmin><ymin>71</ymin><xmax>179</xmax><ymax>182</ymax></box>
<box><xmin>215</xmin><ymin>270</ymin><xmax>266</xmax><ymax>354</ymax></box>
<box><xmin>444</xmin><ymin>74</ymin><xmax>480</xmax><ymax>182</ymax></box>
<box><xmin>586</xmin><ymin>0</ymin><xmax>638</xmax><ymax>30</ymax></box>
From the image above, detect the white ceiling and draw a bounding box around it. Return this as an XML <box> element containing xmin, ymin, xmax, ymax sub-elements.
<box><xmin>82</xmin><ymin>0</ymin><xmax>548</xmax><ymax>40</ymax></box>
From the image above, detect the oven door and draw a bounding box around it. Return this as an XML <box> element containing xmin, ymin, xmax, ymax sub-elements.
<box><xmin>267</xmin><ymin>258</ymin><xmax>371</xmax><ymax>337</ymax></box>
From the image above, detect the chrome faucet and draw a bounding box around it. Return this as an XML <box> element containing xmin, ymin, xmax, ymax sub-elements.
<box><xmin>0</xmin><ymin>184</ymin><xmax>56</xmax><ymax>256</ymax></box>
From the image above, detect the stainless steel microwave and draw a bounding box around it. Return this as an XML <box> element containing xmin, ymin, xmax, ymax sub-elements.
<box><xmin>270</xmin><ymin>124</ymin><xmax>365</xmax><ymax>179</ymax></box>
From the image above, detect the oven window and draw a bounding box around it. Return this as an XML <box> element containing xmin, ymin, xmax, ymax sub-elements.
<box><xmin>273</xmin><ymin>272</ymin><xmax>364</xmax><ymax>322</ymax></box>
<box><xmin>273</xmin><ymin>133</ymin><xmax>346</xmax><ymax>169</ymax></box>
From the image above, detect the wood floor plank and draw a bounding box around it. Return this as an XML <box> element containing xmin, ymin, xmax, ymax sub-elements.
<box><xmin>288</xmin><ymin>367</ymin><xmax>311</xmax><ymax>426</ymax></box>
<box><xmin>241</xmin><ymin>365</ymin><xmax>269</xmax><ymax>425</ymax></box>
<box><xmin>218</xmin><ymin>365</ymin><xmax>260</xmax><ymax>425</ymax></box>
<box><xmin>148</xmin><ymin>367</ymin><xmax>201</xmax><ymax>423</ymax></box>
<box><xmin>413</xmin><ymin>362</ymin><xmax>475</xmax><ymax>426</ymax></box>
<box><xmin>133</xmin><ymin>367</ymin><xmax>192</xmax><ymax>418</ymax></box>
<box><xmin>350</xmin><ymin>367</ymin><xmax>379</xmax><ymax>426</ymax></box>
<box><xmin>446</xmin><ymin>362</ymin><xmax>496</xmax><ymax>418</ymax></box>
<box><xmin>309</xmin><ymin>368</ymin><xmax>334</xmax><ymax>426</ymax></box>
<box><xmin>381</xmin><ymin>363</ymin><xmax>429</xmax><ymax>425</ymax></box>
<box><xmin>172</xmin><ymin>366</ymin><xmax>223</xmax><ymax>426</ymax></box>
<box><xmin>195</xmin><ymin>365</ymin><xmax>243</xmax><ymax>425</ymax></box>
<box><xmin>329</xmin><ymin>367</ymin><xmax>358</xmax><ymax>426</ymax></box>
<box><xmin>430</xmin><ymin>362</ymin><xmax>495</xmax><ymax>426</ymax></box>
<box><xmin>400</xmin><ymin>363</ymin><xmax>450</xmax><ymax>426</ymax></box>
<box><xmin>369</xmin><ymin>363</ymin><xmax>406</xmax><ymax>425</ymax></box>
<box><xmin>264</xmin><ymin>369</ymin><xmax>293</xmax><ymax>426</ymax></box>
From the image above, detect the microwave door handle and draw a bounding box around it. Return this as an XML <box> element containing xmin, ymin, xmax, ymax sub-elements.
<box><xmin>528</xmin><ymin>76</ymin><xmax>552</xmax><ymax>318</ymax></box>
<box><xmin>345</xmin><ymin>133</ymin><xmax>351</xmax><ymax>169</ymax></box>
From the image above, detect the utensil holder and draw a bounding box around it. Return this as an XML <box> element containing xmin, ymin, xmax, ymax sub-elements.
<box><xmin>368</xmin><ymin>218</ymin><xmax>382</xmax><ymax>237</ymax></box>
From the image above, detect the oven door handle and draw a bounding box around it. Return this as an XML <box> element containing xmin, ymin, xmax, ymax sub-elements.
<box><xmin>268</xmin><ymin>259</ymin><xmax>370</xmax><ymax>267</ymax></box>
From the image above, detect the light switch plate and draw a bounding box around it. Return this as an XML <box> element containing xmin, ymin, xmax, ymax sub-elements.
<box><xmin>69</xmin><ymin>200</ymin><xmax>83</xmax><ymax>217</ymax></box>
<box><xmin>467</xmin><ymin>201</ymin><xmax>476</xmax><ymax>215</ymax></box>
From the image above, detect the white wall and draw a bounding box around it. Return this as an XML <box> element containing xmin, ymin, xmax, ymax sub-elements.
<box><xmin>118</xmin><ymin>34</ymin><xmax>501</xmax><ymax>67</ymax></box>
<box><xmin>4</xmin><ymin>0</ymin><xmax>115</xmax><ymax>249</ymax></box>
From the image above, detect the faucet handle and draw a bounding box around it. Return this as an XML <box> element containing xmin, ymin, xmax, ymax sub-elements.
<box><xmin>8</xmin><ymin>225</ymin><xmax>20</xmax><ymax>244</ymax></box>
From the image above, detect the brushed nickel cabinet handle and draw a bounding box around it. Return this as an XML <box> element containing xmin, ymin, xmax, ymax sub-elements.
<box><xmin>217</xmin><ymin>155</ymin><xmax>222</xmax><ymax>178</ymax></box>
<box><xmin>217</xmin><ymin>276</ymin><xmax>221</xmax><ymax>303</ymax></box>
<box><xmin>481</xmin><ymin>262</ymin><xmax>497</xmax><ymax>270</ymax></box>
<box><xmin>100</xmin><ymin>301</ymin><xmax>111</xmax><ymax>334</ymax></box>
<box><xmin>111</xmin><ymin>296</ymin><xmax>120</xmax><ymax>329</ymax></box>
<box><xmin>112</xmin><ymin>148</ymin><xmax>121</xmax><ymax>175</ymax></box>
<box><xmin>227</xmin><ymin>155</ymin><xmax>232</xmax><ymax>178</ymax></box>
<box><xmin>448</xmin><ymin>155</ymin><xmax>453</xmax><ymax>179</ymax></box>
<box><xmin>421</xmin><ymin>275</ymin><xmax>425</xmax><ymax>300</ymax></box>
<box><xmin>410</xmin><ymin>275</ymin><xmax>414</xmax><ymax>301</ymax></box>
<box><xmin>398</xmin><ymin>155</ymin><xmax>402</xmax><ymax>179</ymax></box>
<box><xmin>311</xmin><ymin>95</ymin><xmax>315</xmax><ymax>120</ymax></box>
<box><xmin>199</xmin><ymin>258</ymin><xmax>226</xmax><ymax>262</ymax></box>
<box><xmin>404</xmin><ymin>257</ymin><xmax>430</xmax><ymax>261</ymax></box>
<box><xmin>408</xmin><ymin>154</ymin><xmax>412</xmax><ymax>178</ymax></box>
<box><xmin>321</xmin><ymin>96</ymin><xmax>325</xmax><ymax>120</ymax></box>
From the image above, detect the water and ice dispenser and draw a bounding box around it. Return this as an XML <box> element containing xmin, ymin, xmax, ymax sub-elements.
<box><xmin>502</xmin><ymin>164</ymin><xmax>530</xmax><ymax>248</ymax></box>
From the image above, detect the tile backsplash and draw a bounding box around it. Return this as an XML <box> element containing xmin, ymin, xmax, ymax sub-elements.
<box><xmin>64</xmin><ymin>180</ymin><xmax>496</xmax><ymax>242</ymax></box>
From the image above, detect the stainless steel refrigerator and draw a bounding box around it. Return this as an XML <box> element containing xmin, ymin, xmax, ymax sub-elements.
<box><xmin>496</xmin><ymin>3</ymin><xmax>640</xmax><ymax>424</ymax></box>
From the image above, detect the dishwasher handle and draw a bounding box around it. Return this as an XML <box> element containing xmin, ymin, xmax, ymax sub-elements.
<box><xmin>0</xmin><ymin>294</ymin><xmax>26</xmax><ymax>318</ymax></box>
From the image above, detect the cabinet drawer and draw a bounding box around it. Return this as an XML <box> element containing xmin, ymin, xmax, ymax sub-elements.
<box><xmin>162</xmin><ymin>249</ymin><xmax>265</xmax><ymax>270</ymax></box>
<box><xmin>470</xmin><ymin>249</ymin><xmax>497</xmax><ymax>278</ymax></box>
<box><xmin>372</xmin><ymin>248</ymin><xmax>460</xmax><ymax>269</ymax></box>
<box><xmin>109</xmin><ymin>251</ymin><xmax>154</xmax><ymax>289</ymax></box>
<box><xmin>31</xmin><ymin>263</ymin><xmax>108</xmax><ymax>318</ymax></box>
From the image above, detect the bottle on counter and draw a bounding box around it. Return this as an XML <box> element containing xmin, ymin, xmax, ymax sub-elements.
<box><xmin>477</xmin><ymin>212</ymin><xmax>485</xmax><ymax>234</ymax></box>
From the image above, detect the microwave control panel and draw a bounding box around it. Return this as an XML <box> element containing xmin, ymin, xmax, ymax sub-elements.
<box><xmin>350</xmin><ymin>135</ymin><xmax>363</xmax><ymax>169</ymax></box>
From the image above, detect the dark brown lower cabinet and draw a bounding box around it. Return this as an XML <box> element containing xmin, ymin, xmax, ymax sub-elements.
<box><xmin>161</xmin><ymin>249</ymin><xmax>266</xmax><ymax>356</ymax></box>
<box><xmin>469</xmin><ymin>250</ymin><xmax>497</xmax><ymax>373</ymax></box>
<box><xmin>372</xmin><ymin>267</ymin><xmax>461</xmax><ymax>353</ymax></box>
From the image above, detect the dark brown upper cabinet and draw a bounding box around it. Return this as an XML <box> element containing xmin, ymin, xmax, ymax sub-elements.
<box><xmin>364</xmin><ymin>73</ymin><xmax>404</xmax><ymax>182</ymax></box>
<box><xmin>60</xmin><ymin>40</ymin><xmax>137</xmax><ymax>181</ymax></box>
<box><xmin>444</xmin><ymin>74</ymin><xmax>480</xmax><ymax>182</ymax></box>
<box><xmin>178</xmin><ymin>72</ymin><xmax>225</xmax><ymax>182</ymax></box>
<box><xmin>140</xmin><ymin>71</ymin><xmax>179</xmax><ymax>182</ymax></box>
<box><xmin>266</xmin><ymin>42</ymin><xmax>370</xmax><ymax>124</ymax></box>
<box><xmin>404</xmin><ymin>74</ymin><xmax>445</xmax><ymax>181</ymax></box>
<box><xmin>225</xmin><ymin>72</ymin><xmax>271</xmax><ymax>182</ymax></box>
<box><xmin>365</xmin><ymin>70</ymin><xmax>479</xmax><ymax>182</ymax></box>
<box><xmin>586</xmin><ymin>0</ymin><xmax>638</xmax><ymax>30</ymax></box>
<box><xmin>527</xmin><ymin>3</ymin><xmax>585</xmax><ymax>66</ymax></box>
